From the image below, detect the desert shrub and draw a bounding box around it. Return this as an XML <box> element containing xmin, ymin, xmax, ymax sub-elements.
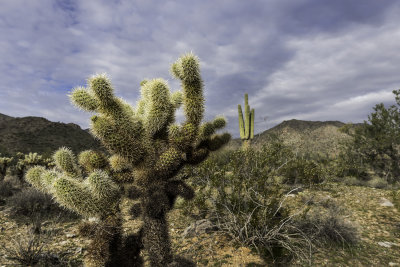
<box><xmin>0</xmin><ymin>225</ymin><xmax>73</xmax><ymax>266</ymax></box>
<box><xmin>282</xmin><ymin>158</ymin><xmax>325</xmax><ymax>186</ymax></box>
<box><xmin>0</xmin><ymin>180</ymin><xmax>14</xmax><ymax>197</ymax></box>
<box><xmin>7</xmin><ymin>187</ymin><xmax>79</xmax><ymax>222</ymax></box>
<box><xmin>177</xmin><ymin>145</ymin><xmax>312</xmax><ymax>264</ymax></box>
<box><xmin>294</xmin><ymin>199</ymin><xmax>359</xmax><ymax>248</ymax></box>
<box><xmin>367</xmin><ymin>177</ymin><xmax>389</xmax><ymax>189</ymax></box>
<box><xmin>342</xmin><ymin>176</ymin><xmax>365</xmax><ymax>186</ymax></box>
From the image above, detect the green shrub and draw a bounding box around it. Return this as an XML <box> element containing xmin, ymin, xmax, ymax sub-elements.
<box><xmin>294</xmin><ymin>200</ymin><xmax>359</xmax><ymax>248</ymax></box>
<box><xmin>7</xmin><ymin>187</ymin><xmax>79</xmax><ymax>222</ymax></box>
<box><xmin>177</xmin><ymin>144</ymin><xmax>313</xmax><ymax>264</ymax></box>
<box><xmin>367</xmin><ymin>177</ymin><xmax>389</xmax><ymax>189</ymax></box>
<box><xmin>342</xmin><ymin>176</ymin><xmax>365</xmax><ymax>186</ymax></box>
<box><xmin>0</xmin><ymin>225</ymin><xmax>74</xmax><ymax>266</ymax></box>
<box><xmin>283</xmin><ymin>158</ymin><xmax>325</xmax><ymax>186</ymax></box>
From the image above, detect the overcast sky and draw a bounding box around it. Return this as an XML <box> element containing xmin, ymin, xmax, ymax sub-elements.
<box><xmin>1</xmin><ymin>0</ymin><xmax>400</xmax><ymax>138</ymax></box>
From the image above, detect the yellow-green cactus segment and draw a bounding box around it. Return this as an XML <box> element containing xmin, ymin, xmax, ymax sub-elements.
<box><xmin>155</xmin><ymin>147</ymin><xmax>182</xmax><ymax>175</ymax></box>
<box><xmin>142</xmin><ymin>79</ymin><xmax>174</xmax><ymax>136</ymax></box>
<box><xmin>69</xmin><ymin>86</ymin><xmax>99</xmax><ymax>112</ymax></box>
<box><xmin>170</xmin><ymin>91</ymin><xmax>183</xmax><ymax>109</ymax></box>
<box><xmin>53</xmin><ymin>176</ymin><xmax>103</xmax><ymax>217</ymax></box>
<box><xmin>90</xmin><ymin>115</ymin><xmax>145</xmax><ymax>164</ymax></box>
<box><xmin>250</xmin><ymin>108</ymin><xmax>255</xmax><ymax>139</ymax></box>
<box><xmin>198</xmin><ymin>116</ymin><xmax>227</xmax><ymax>143</ymax></box>
<box><xmin>78</xmin><ymin>150</ymin><xmax>109</xmax><ymax>173</ymax></box>
<box><xmin>86</xmin><ymin>170</ymin><xmax>120</xmax><ymax>203</ymax></box>
<box><xmin>238</xmin><ymin>93</ymin><xmax>254</xmax><ymax>141</ymax></box>
<box><xmin>168</xmin><ymin>123</ymin><xmax>196</xmax><ymax>151</ymax></box>
<box><xmin>244</xmin><ymin>94</ymin><xmax>250</xmax><ymax>139</ymax></box>
<box><xmin>41</xmin><ymin>170</ymin><xmax>58</xmax><ymax>192</ymax></box>
<box><xmin>25</xmin><ymin>166</ymin><xmax>47</xmax><ymax>191</ymax></box>
<box><xmin>238</xmin><ymin>104</ymin><xmax>245</xmax><ymax>139</ymax></box>
<box><xmin>109</xmin><ymin>155</ymin><xmax>132</xmax><ymax>172</ymax></box>
<box><xmin>171</xmin><ymin>53</ymin><xmax>204</xmax><ymax>129</ymax></box>
<box><xmin>53</xmin><ymin>147</ymin><xmax>80</xmax><ymax>177</ymax></box>
<box><xmin>207</xmin><ymin>133</ymin><xmax>232</xmax><ymax>151</ymax></box>
<box><xmin>88</xmin><ymin>73</ymin><xmax>114</xmax><ymax>107</ymax></box>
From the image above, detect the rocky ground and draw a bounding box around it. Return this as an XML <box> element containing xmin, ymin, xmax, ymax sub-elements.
<box><xmin>0</xmin><ymin>180</ymin><xmax>399</xmax><ymax>266</ymax></box>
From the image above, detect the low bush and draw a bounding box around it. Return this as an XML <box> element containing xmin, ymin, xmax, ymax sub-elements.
<box><xmin>6</xmin><ymin>186</ymin><xmax>79</xmax><ymax>222</ymax></box>
<box><xmin>342</xmin><ymin>176</ymin><xmax>365</xmax><ymax>187</ymax></box>
<box><xmin>177</xmin><ymin>143</ymin><xmax>314</xmax><ymax>264</ymax></box>
<box><xmin>0</xmin><ymin>180</ymin><xmax>14</xmax><ymax>197</ymax></box>
<box><xmin>294</xmin><ymin>200</ymin><xmax>359</xmax><ymax>248</ymax></box>
<box><xmin>0</xmin><ymin>225</ymin><xmax>73</xmax><ymax>266</ymax></box>
<box><xmin>366</xmin><ymin>177</ymin><xmax>389</xmax><ymax>189</ymax></box>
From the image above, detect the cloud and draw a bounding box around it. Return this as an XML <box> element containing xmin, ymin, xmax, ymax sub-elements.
<box><xmin>0</xmin><ymin>0</ymin><xmax>399</xmax><ymax>138</ymax></box>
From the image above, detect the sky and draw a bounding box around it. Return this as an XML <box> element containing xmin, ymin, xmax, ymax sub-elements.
<box><xmin>1</xmin><ymin>0</ymin><xmax>400</xmax><ymax>138</ymax></box>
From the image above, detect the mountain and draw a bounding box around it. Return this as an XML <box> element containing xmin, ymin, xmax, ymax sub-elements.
<box><xmin>0</xmin><ymin>111</ymin><xmax>363</xmax><ymax>159</ymax></box>
<box><xmin>0</xmin><ymin>113</ymin><xmax>103</xmax><ymax>157</ymax></box>
<box><xmin>228</xmin><ymin>119</ymin><xmax>363</xmax><ymax>156</ymax></box>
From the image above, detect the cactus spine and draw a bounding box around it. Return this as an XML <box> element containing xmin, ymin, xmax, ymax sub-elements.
<box><xmin>26</xmin><ymin>53</ymin><xmax>231</xmax><ymax>267</ymax></box>
<box><xmin>238</xmin><ymin>93</ymin><xmax>254</xmax><ymax>148</ymax></box>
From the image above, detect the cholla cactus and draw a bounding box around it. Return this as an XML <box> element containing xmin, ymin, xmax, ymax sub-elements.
<box><xmin>238</xmin><ymin>93</ymin><xmax>254</xmax><ymax>148</ymax></box>
<box><xmin>26</xmin><ymin>148</ymin><xmax>136</xmax><ymax>266</ymax></box>
<box><xmin>0</xmin><ymin>155</ymin><xmax>13</xmax><ymax>181</ymax></box>
<box><xmin>15</xmin><ymin>152</ymin><xmax>45</xmax><ymax>181</ymax></box>
<box><xmin>26</xmin><ymin>53</ymin><xmax>231</xmax><ymax>267</ymax></box>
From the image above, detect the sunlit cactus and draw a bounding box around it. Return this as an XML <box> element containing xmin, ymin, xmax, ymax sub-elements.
<box><xmin>51</xmin><ymin>52</ymin><xmax>230</xmax><ymax>266</ymax></box>
<box><xmin>14</xmin><ymin>152</ymin><xmax>46</xmax><ymax>181</ymax></box>
<box><xmin>25</xmin><ymin>148</ymin><xmax>128</xmax><ymax>267</ymax></box>
<box><xmin>238</xmin><ymin>93</ymin><xmax>255</xmax><ymax>148</ymax></box>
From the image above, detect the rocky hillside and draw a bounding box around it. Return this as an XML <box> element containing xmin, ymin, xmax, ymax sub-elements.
<box><xmin>0</xmin><ymin>113</ymin><xmax>103</xmax><ymax>157</ymax></box>
<box><xmin>229</xmin><ymin>119</ymin><xmax>363</xmax><ymax>156</ymax></box>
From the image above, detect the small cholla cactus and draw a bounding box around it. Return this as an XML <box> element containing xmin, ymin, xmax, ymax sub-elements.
<box><xmin>26</xmin><ymin>53</ymin><xmax>231</xmax><ymax>267</ymax></box>
<box><xmin>0</xmin><ymin>155</ymin><xmax>13</xmax><ymax>181</ymax></box>
<box><xmin>15</xmin><ymin>152</ymin><xmax>45</xmax><ymax>181</ymax></box>
<box><xmin>26</xmin><ymin>148</ymin><xmax>134</xmax><ymax>267</ymax></box>
<box><xmin>238</xmin><ymin>93</ymin><xmax>254</xmax><ymax>148</ymax></box>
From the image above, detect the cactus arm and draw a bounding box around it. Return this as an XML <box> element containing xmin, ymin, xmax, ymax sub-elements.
<box><xmin>244</xmin><ymin>99</ymin><xmax>250</xmax><ymax>139</ymax></box>
<box><xmin>250</xmin><ymin>108</ymin><xmax>255</xmax><ymax>139</ymax></box>
<box><xmin>238</xmin><ymin>104</ymin><xmax>245</xmax><ymax>139</ymax></box>
<box><xmin>69</xmin><ymin>86</ymin><xmax>99</xmax><ymax>112</ymax></box>
<box><xmin>53</xmin><ymin>147</ymin><xmax>81</xmax><ymax>177</ymax></box>
<box><xmin>171</xmin><ymin>53</ymin><xmax>204</xmax><ymax>129</ymax></box>
<box><xmin>142</xmin><ymin>79</ymin><xmax>175</xmax><ymax>137</ymax></box>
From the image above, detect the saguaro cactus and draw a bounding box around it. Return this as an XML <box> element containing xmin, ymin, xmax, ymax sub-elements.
<box><xmin>26</xmin><ymin>53</ymin><xmax>230</xmax><ymax>267</ymax></box>
<box><xmin>238</xmin><ymin>93</ymin><xmax>254</xmax><ymax>148</ymax></box>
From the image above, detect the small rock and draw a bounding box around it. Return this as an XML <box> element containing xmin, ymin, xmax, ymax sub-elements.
<box><xmin>182</xmin><ymin>219</ymin><xmax>219</xmax><ymax>238</ymax></box>
<box><xmin>41</xmin><ymin>221</ymin><xmax>52</xmax><ymax>227</ymax></box>
<box><xmin>59</xmin><ymin>241</ymin><xmax>68</xmax><ymax>246</ymax></box>
<box><xmin>75</xmin><ymin>247</ymin><xmax>83</xmax><ymax>254</ymax></box>
<box><xmin>378</xmin><ymin>241</ymin><xmax>398</xmax><ymax>248</ymax></box>
<box><xmin>66</xmin><ymin>233</ymin><xmax>76</xmax><ymax>238</ymax></box>
<box><xmin>380</xmin><ymin>198</ymin><xmax>394</xmax><ymax>207</ymax></box>
<box><xmin>389</xmin><ymin>262</ymin><xmax>399</xmax><ymax>266</ymax></box>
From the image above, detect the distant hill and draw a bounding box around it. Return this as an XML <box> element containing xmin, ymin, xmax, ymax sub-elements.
<box><xmin>228</xmin><ymin>119</ymin><xmax>364</xmax><ymax>156</ymax></box>
<box><xmin>0</xmin><ymin>113</ymin><xmax>103</xmax><ymax>157</ymax></box>
<box><xmin>0</xmin><ymin>112</ymin><xmax>364</xmax><ymax>159</ymax></box>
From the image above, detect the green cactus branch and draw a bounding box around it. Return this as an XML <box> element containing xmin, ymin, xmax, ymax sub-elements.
<box><xmin>26</xmin><ymin>52</ymin><xmax>231</xmax><ymax>267</ymax></box>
